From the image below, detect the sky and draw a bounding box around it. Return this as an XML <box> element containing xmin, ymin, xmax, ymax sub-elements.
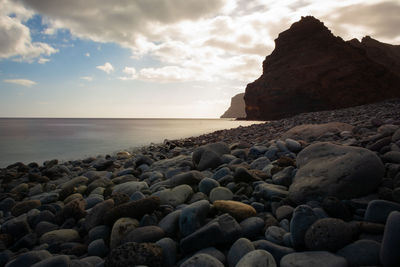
<box><xmin>0</xmin><ymin>0</ymin><xmax>399</xmax><ymax>118</ymax></box>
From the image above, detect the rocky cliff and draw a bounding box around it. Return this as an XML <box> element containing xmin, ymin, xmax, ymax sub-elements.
<box><xmin>244</xmin><ymin>16</ymin><xmax>400</xmax><ymax>120</ymax></box>
<box><xmin>220</xmin><ymin>93</ymin><xmax>246</xmax><ymax>118</ymax></box>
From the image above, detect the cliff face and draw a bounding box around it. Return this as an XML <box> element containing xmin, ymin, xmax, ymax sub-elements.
<box><xmin>244</xmin><ymin>16</ymin><xmax>400</xmax><ymax>120</ymax></box>
<box><xmin>220</xmin><ymin>93</ymin><xmax>246</xmax><ymax>118</ymax></box>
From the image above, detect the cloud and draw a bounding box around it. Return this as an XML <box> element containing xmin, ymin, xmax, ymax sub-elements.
<box><xmin>96</xmin><ymin>62</ymin><xmax>114</xmax><ymax>74</ymax></box>
<box><xmin>119</xmin><ymin>67</ymin><xmax>137</xmax><ymax>80</ymax></box>
<box><xmin>38</xmin><ymin>57</ymin><xmax>49</xmax><ymax>64</ymax></box>
<box><xmin>80</xmin><ymin>76</ymin><xmax>93</xmax><ymax>81</ymax></box>
<box><xmin>85</xmin><ymin>52</ymin><xmax>90</xmax><ymax>57</ymax></box>
<box><xmin>4</xmin><ymin>78</ymin><xmax>36</xmax><ymax>87</ymax></box>
<box><xmin>0</xmin><ymin>0</ymin><xmax>58</xmax><ymax>61</ymax></box>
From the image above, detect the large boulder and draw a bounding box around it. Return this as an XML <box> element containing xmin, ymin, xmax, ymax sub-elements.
<box><xmin>193</xmin><ymin>142</ymin><xmax>231</xmax><ymax>171</ymax></box>
<box><xmin>289</xmin><ymin>142</ymin><xmax>384</xmax><ymax>203</ymax></box>
<box><xmin>281</xmin><ymin>122</ymin><xmax>353</xmax><ymax>142</ymax></box>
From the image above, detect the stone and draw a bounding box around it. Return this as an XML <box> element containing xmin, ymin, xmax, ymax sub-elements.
<box><xmin>153</xmin><ymin>184</ymin><xmax>193</xmax><ymax>207</ymax></box>
<box><xmin>393</xmin><ymin>128</ymin><xmax>400</xmax><ymax>142</ymax></box>
<box><xmin>35</xmin><ymin>221</ymin><xmax>58</xmax><ymax>237</ymax></box>
<box><xmin>104</xmin><ymin>242</ymin><xmax>162</xmax><ymax>267</ymax></box>
<box><xmin>79</xmin><ymin>256</ymin><xmax>103</xmax><ymax>266</ymax></box>
<box><xmin>254</xmin><ymin>183</ymin><xmax>289</xmax><ymax>200</ymax></box>
<box><xmin>199</xmin><ymin>178</ymin><xmax>220</xmax><ymax>196</ymax></box>
<box><xmin>0</xmin><ymin>197</ymin><xmax>15</xmax><ymax>212</ymax></box>
<box><xmin>179</xmin><ymin>200</ymin><xmax>210</xmax><ymax>237</ymax></box>
<box><xmin>110</xmin><ymin>217</ymin><xmax>139</xmax><ymax>249</ymax></box>
<box><xmin>275</xmin><ymin>205</ymin><xmax>294</xmax><ymax>221</ymax></box>
<box><xmin>290</xmin><ymin>205</ymin><xmax>318</xmax><ymax>249</ymax></box>
<box><xmin>213</xmin><ymin>200</ymin><xmax>256</xmax><ymax>221</ymax></box>
<box><xmin>234</xmin><ymin>167</ymin><xmax>260</xmax><ymax>183</ymax></box>
<box><xmin>289</xmin><ymin>142</ymin><xmax>384</xmax><ymax>204</ymax></box>
<box><xmin>253</xmin><ymin>240</ymin><xmax>295</xmax><ymax>263</ymax></box>
<box><xmin>240</xmin><ymin>217</ymin><xmax>265</xmax><ymax>239</ymax></box>
<box><xmin>194</xmin><ymin>247</ymin><xmax>226</xmax><ymax>265</ymax></box>
<box><xmin>305</xmin><ymin>218</ymin><xmax>354</xmax><ymax>251</ymax></box>
<box><xmin>265</xmin><ymin>226</ymin><xmax>287</xmax><ymax>246</ymax></box>
<box><xmin>193</xmin><ymin>142</ymin><xmax>230</xmax><ymax>171</ymax></box>
<box><xmin>4</xmin><ymin>250</ymin><xmax>52</xmax><ymax>267</ymax></box>
<box><xmin>31</xmin><ymin>255</ymin><xmax>70</xmax><ymax>267</ymax></box>
<box><xmin>364</xmin><ymin>199</ymin><xmax>400</xmax><ymax>223</ymax></box>
<box><xmin>40</xmin><ymin>229</ymin><xmax>80</xmax><ymax>245</ymax></box>
<box><xmin>122</xmin><ymin>226</ymin><xmax>164</xmax><ymax>243</ymax></box>
<box><xmin>322</xmin><ymin>196</ymin><xmax>352</xmax><ymax>221</ymax></box>
<box><xmin>209</xmin><ymin>187</ymin><xmax>233</xmax><ymax>203</ymax></box>
<box><xmin>85</xmin><ymin>195</ymin><xmax>104</xmax><ymax>209</ymax></box>
<box><xmin>61</xmin><ymin>198</ymin><xmax>86</xmax><ymax>221</ymax></box>
<box><xmin>85</xmin><ymin>199</ymin><xmax>115</xmax><ymax>230</ymax></box>
<box><xmin>181</xmin><ymin>253</ymin><xmax>224</xmax><ymax>267</ymax></box>
<box><xmin>112</xmin><ymin>181</ymin><xmax>148</xmax><ymax>197</ymax></box>
<box><xmin>11</xmin><ymin>200</ymin><xmax>41</xmax><ymax>217</ymax></box>
<box><xmin>1</xmin><ymin>217</ymin><xmax>31</xmax><ymax>239</ymax></box>
<box><xmin>235</xmin><ymin>250</ymin><xmax>276</xmax><ymax>267</ymax></box>
<box><xmin>272</xmin><ymin>166</ymin><xmax>294</xmax><ymax>187</ymax></box>
<box><xmin>227</xmin><ymin>238</ymin><xmax>255</xmax><ymax>267</ymax></box>
<box><xmin>180</xmin><ymin>214</ymin><xmax>242</xmax><ymax>253</ymax></box>
<box><xmin>250</xmin><ymin>157</ymin><xmax>271</xmax><ymax>170</ymax></box>
<box><xmin>285</xmin><ymin>139</ymin><xmax>302</xmax><ymax>153</ymax></box>
<box><xmin>158</xmin><ymin>210</ymin><xmax>181</xmax><ymax>236</ymax></box>
<box><xmin>282</xmin><ymin>123</ymin><xmax>354</xmax><ymax>142</ymax></box>
<box><xmin>383</xmin><ymin>151</ymin><xmax>400</xmax><ymax>163</ymax></box>
<box><xmin>103</xmin><ymin>196</ymin><xmax>160</xmax><ymax>226</ymax></box>
<box><xmin>337</xmin><ymin>239</ymin><xmax>381</xmax><ymax>267</ymax></box>
<box><xmin>280</xmin><ymin>251</ymin><xmax>347</xmax><ymax>267</ymax></box>
<box><xmin>88</xmin><ymin>225</ymin><xmax>111</xmax><ymax>243</ymax></box>
<box><xmin>156</xmin><ymin>237</ymin><xmax>177</xmax><ymax>267</ymax></box>
<box><xmin>380</xmin><ymin>211</ymin><xmax>400</xmax><ymax>267</ymax></box>
<box><xmin>88</xmin><ymin>239</ymin><xmax>109</xmax><ymax>258</ymax></box>
<box><xmin>220</xmin><ymin>92</ymin><xmax>246</xmax><ymax>118</ymax></box>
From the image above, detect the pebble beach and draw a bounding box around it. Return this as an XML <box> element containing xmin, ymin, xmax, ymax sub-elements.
<box><xmin>1</xmin><ymin>98</ymin><xmax>400</xmax><ymax>267</ymax></box>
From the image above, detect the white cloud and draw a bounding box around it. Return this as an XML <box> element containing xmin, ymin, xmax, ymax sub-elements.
<box><xmin>80</xmin><ymin>76</ymin><xmax>93</xmax><ymax>81</ymax></box>
<box><xmin>38</xmin><ymin>57</ymin><xmax>49</xmax><ymax>64</ymax></box>
<box><xmin>85</xmin><ymin>52</ymin><xmax>90</xmax><ymax>57</ymax></box>
<box><xmin>96</xmin><ymin>62</ymin><xmax>114</xmax><ymax>74</ymax></box>
<box><xmin>0</xmin><ymin>0</ymin><xmax>58</xmax><ymax>61</ymax></box>
<box><xmin>4</xmin><ymin>78</ymin><xmax>36</xmax><ymax>87</ymax></box>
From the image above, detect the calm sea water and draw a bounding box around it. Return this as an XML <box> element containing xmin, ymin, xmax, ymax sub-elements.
<box><xmin>0</xmin><ymin>118</ymin><xmax>262</xmax><ymax>167</ymax></box>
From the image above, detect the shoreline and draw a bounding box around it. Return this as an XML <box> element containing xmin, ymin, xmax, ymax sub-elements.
<box><xmin>1</xmin><ymin>98</ymin><xmax>400</xmax><ymax>266</ymax></box>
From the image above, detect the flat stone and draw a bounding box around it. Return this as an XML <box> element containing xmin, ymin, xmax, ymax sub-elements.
<box><xmin>112</xmin><ymin>181</ymin><xmax>148</xmax><ymax>197</ymax></box>
<box><xmin>40</xmin><ymin>229</ymin><xmax>80</xmax><ymax>245</ymax></box>
<box><xmin>11</xmin><ymin>200</ymin><xmax>41</xmax><ymax>217</ymax></box>
<box><xmin>280</xmin><ymin>251</ymin><xmax>347</xmax><ymax>267</ymax></box>
<box><xmin>364</xmin><ymin>199</ymin><xmax>400</xmax><ymax>224</ymax></box>
<box><xmin>153</xmin><ymin>184</ymin><xmax>193</xmax><ymax>207</ymax></box>
<box><xmin>254</xmin><ymin>183</ymin><xmax>289</xmax><ymax>200</ymax></box>
<box><xmin>31</xmin><ymin>255</ymin><xmax>70</xmax><ymax>267</ymax></box>
<box><xmin>122</xmin><ymin>226</ymin><xmax>164</xmax><ymax>244</ymax></box>
<box><xmin>275</xmin><ymin>205</ymin><xmax>294</xmax><ymax>221</ymax></box>
<box><xmin>213</xmin><ymin>200</ymin><xmax>256</xmax><ymax>221</ymax></box>
<box><xmin>104</xmin><ymin>242</ymin><xmax>162</xmax><ymax>267</ymax></box>
<box><xmin>4</xmin><ymin>250</ymin><xmax>52</xmax><ymax>267</ymax></box>
<box><xmin>235</xmin><ymin>250</ymin><xmax>276</xmax><ymax>267</ymax></box>
<box><xmin>253</xmin><ymin>240</ymin><xmax>295</xmax><ymax>263</ymax></box>
<box><xmin>337</xmin><ymin>239</ymin><xmax>380</xmax><ymax>267</ymax></box>
<box><xmin>380</xmin><ymin>211</ymin><xmax>400</xmax><ymax>267</ymax></box>
<box><xmin>281</xmin><ymin>122</ymin><xmax>354</xmax><ymax>142</ymax></box>
<box><xmin>289</xmin><ymin>142</ymin><xmax>384</xmax><ymax>203</ymax></box>
<box><xmin>227</xmin><ymin>238</ymin><xmax>255</xmax><ymax>267</ymax></box>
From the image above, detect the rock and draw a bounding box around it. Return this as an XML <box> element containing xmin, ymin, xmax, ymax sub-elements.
<box><xmin>253</xmin><ymin>240</ymin><xmax>295</xmax><ymax>263</ymax></box>
<box><xmin>31</xmin><ymin>255</ymin><xmax>70</xmax><ymax>267</ymax></box>
<box><xmin>158</xmin><ymin>210</ymin><xmax>181</xmax><ymax>236</ymax></box>
<box><xmin>40</xmin><ymin>229</ymin><xmax>80</xmax><ymax>245</ymax></box>
<box><xmin>383</xmin><ymin>151</ymin><xmax>400</xmax><ymax>163</ymax></box>
<box><xmin>240</xmin><ymin>217</ymin><xmax>265</xmax><ymax>239</ymax></box>
<box><xmin>275</xmin><ymin>205</ymin><xmax>294</xmax><ymax>221</ymax></box>
<box><xmin>117</xmin><ymin>151</ymin><xmax>131</xmax><ymax>159</ymax></box>
<box><xmin>148</xmin><ymin>155</ymin><xmax>192</xmax><ymax>174</ymax></box>
<box><xmin>79</xmin><ymin>256</ymin><xmax>103</xmax><ymax>266</ymax></box>
<box><xmin>193</xmin><ymin>142</ymin><xmax>230</xmax><ymax>171</ymax></box>
<box><xmin>4</xmin><ymin>250</ymin><xmax>52</xmax><ymax>267</ymax></box>
<box><xmin>364</xmin><ymin>199</ymin><xmax>400</xmax><ymax>223</ymax></box>
<box><xmin>1</xmin><ymin>217</ymin><xmax>31</xmax><ymax>239</ymax></box>
<box><xmin>179</xmin><ymin>200</ymin><xmax>210</xmax><ymax>237</ymax></box>
<box><xmin>220</xmin><ymin>93</ymin><xmax>246</xmax><ymax>118</ymax></box>
<box><xmin>290</xmin><ymin>205</ymin><xmax>318</xmax><ymax>249</ymax></box>
<box><xmin>209</xmin><ymin>187</ymin><xmax>233</xmax><ymax>203</ymax></box>
<box><xmin>11</xmin><ymin>200</ymin><xmax>41</xmax><ymax>217</ymax></box>
<box><xmin>199</xmin><ymin>178</ymin><xmax>220</xmax><ymax>196</ymax></box>
<box><xmin>35</xmin><ymin>221</ymin><xmax>58</xmax><ymax>237</ymax></box>
<box><xmin>104</xmin><ymin>242</ymin><xmax>162</xmax><ymax>267</ymax></box>
<box><xmin>322</xmin><ymin>196</ymin><xmax>352</xmax><ymax>221</ymax></box>
<box><xmin>280</xmin><ymin>251</ymin><xmax>347</xmax><ymax>267</ymax></box>
<box><xmin>254</xmin><ymin>183</ymin><xmax>289</xmax><ymax>200</ymax></box>
<box><xmin>103</xmin><ymin>196</ymin><xmax>160</xmax><ymax>226</ymax></box>
<box><xmin>265</xmin><ymin>226</ymin><xmax>287</xmax><ymax>245</ymax></box>
<box><xmin>304</xmin><ymin>218</ymin><xmax>354</xmax><ymax>251</ymax></box>
<box><xmin>227</xmin><ymin>238</ymin><xmax>255</xmax><ymax>267</ymax></box>
<box><xmin>112</xmin><ymin>181</ymin><xmax>148</xmax><ymax>197</ymax></box>
<box><xmin>153</xmin><ymin>184</ymin><xmax>193</xmax><ymax>207</ymax></box>
<box><xmin>180</xmin><ymin>214</ymin><xmax>242</xmax><ymax>253</ymax></box>
<box><xmin>337</xmin><ymin>239</ymin><xmax>381</xmax><ymax>267</ymax></box>
<box><xmin>85</xmin><ymin>199</ymin><xmax>115</xmax><ymax>230</ymax></box>
<box><xmin>289</xmin><ymin>142</ymin><xmax>384</xmax><ymax>204</ymax></box>
<box><xmin>61</xmin><ymin>198</ymin><xmax>86</xmax><ymax>221</ymax></box>
<box><xmin>0</xmin><ymin>198</ymin><xmax>15</xmax><ymax>212</ymax></box>
<box><xmin>244</xmin><ymin>16</ymin><xmax>400</xmax><ymax>121</ymax></box>
<box><xmin>272</xmin><ymin>166</ymin><xmax>294</xmax><ymax>187</ymax></box>
<box><xmin>88</xmin><ymin>225</ymin><xmax>111</xmax><ymax>242</ymax></box>
<box><xmin>380</xmin><ymin>211</ymin><xmax>400</xmax><ymax>267</ymax></box>
<box><xmin>285</xmin><ymin>139</ymin><xmax>302</xmax><ymax>153</ymax></box>
<box><xmin>235</xmin><ymin>250</ymin><xmax>276</xmax><ymax>267</ymax></box>
<box><xmin>250</xmin><ymin>157</ymin><xmax>271</xmax><ymax>170</ymax></box>
<box><xmin>88</xmin><ymin>239</ymin><xmax>109</xmax><ymax>258</ymax></box>
<box><xmin>156</xmin><ymin>237</ymin><xmax>177</xmax><ymax>267</ymax></box>
<box><xmin>393</xmin><ymin>128</ymin><xmax>400</xmax><ymax>142</ymax></box>
<box><xmin>122</xmin><ymin>226</ymin><xmax>164</xmax><ymax>243</ymax></box>
<box><xmin>181</xmin><ymin>253</ymin><xmax>224</xmax><ymax>267</ymax></box>
<box><xmin>152</xmin><ymin>171</ymin><xmax>203</xmax><ymax>190</ymax></box>
<box><xmin>234</xmin><ymin>167</ymin><xmax>260</xmax><ymax>183</ymax></box>
<box><xmin>213</xmin><ymin>200</ymin><xmax>256</xmax><ymax>221</ymax></box>
<box><xmin>110</xmin><ymin>217</ymin><xmax>139</xmax><ymax>249</ymax></box>
<box><xmin>282</xmin><ymin>122</ymin><xmax>354</xmax><ymax>142</ymax></box>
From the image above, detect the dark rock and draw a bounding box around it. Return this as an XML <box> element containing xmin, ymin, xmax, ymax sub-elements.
<box><xmin>103</xmin><ymin>197</ymin><xmax>160</xmax><ymax>226</ymax></box>
<box><xmin>110</xmin><ymin>218</ymin><xmax>139</xmax><ymax>249</ymax></box>
<box><xmin>39</xmin><ymin>229</ymin><xmax>80</xmax><ymax>245</ymax></box>
<box><xmin>156</xmin><ymin>237</ymin><xmax>177</xmax><ymax>267</ymax></box>
<box><xmin>181</xmin><ymin>253</ymin><xmax>224</xmax><ymax>267</ymax></box>
<box><xmin>275</xmin><ymin>205</ymin><xmax>294</xmax><ymax>221</ymax></box>
<box><xmin>199</xmin><ymin>178</ymin><xmax>220</xmax><ymax>196</ymax></box>
<box><xmin>322</xmin><ymin>196</ymin><xmax>352</xmax><ymax>221</ymax></box>
<box><xmin>227</xmin><ymin>238</ymin><xmax>255</xmax><ymax>267</ymax></box>
<box><xmin>1</xmin><ymin>217</ymin><xmax>31</xmax><ymax>240</ymax></box>
<box><xmin>234</xmin><ymin>167</ymin><xmax>260</xmax><ymax>183</ymax></box>
<box><xmin>179</xmin><ymin>200</ymin><xmax>210</xmax><ymax>237</ymax></box>
<box><xmin>265</xmin><ymin>226</ymin><xmax>287</xmax><ymax>246</ymax></box>
<box><xmin>305</xmin><ymin>218</ymin><xmax>354</xmax><ymax>251</ymax></box>
<box><xmin>4</xmin><ymin>250</ymin><xmax>51</xmax><ymax>267</ymax></box>
<box><xmin>337</xmin><ymin>239</ymin><xmax>381</xmax><ymax>267</ymax></box>
<box><xmin>88</xmin><ymin>225</ymin><xmax>111</xmax><ymax>243</ymax></box>
<box><xmin>104</xmin><ymin>242</ymin><xmax>162</xmax><ymax>267</ymax></box>
<box><xmin>290</xmin><ymin>205</ymin><xmax>318</xmax><ymax>249</ymax></box>
<box><xmin>122</xmin><ymin>226</ymin><xmax>164</xmax><ymax>243</ymax></box>
<box><xmin>193</xmin><ymin>142</ymin><xmax>230</xmax><ymax>171</ymax></box>
<box><xmin>85</xmin><ymin>199</ymin><xmax>115</xmax><ymax>230</ymax></box>
<box><xmin>158</xmin><ymin>210</ymin><xmax>181</xmax><ymax>236</ymax></box>
<box><xmin>280</xmin><ymin>251</ymin><xmax>347</xmax><ymax>267</ymax></box>
<box><xmin>364</xmin><ymin>199</ymin><xmax>400</xmax><ymax>223</ymax></box>
<box><xmin>31</xmin><ymin>255</ymin><xmax>70</xmax><ymax>267</ymax></box>
<box><xmin>235</xmin><ymin>250</ymin><xmax>276</xmax><ymax>267</ymax></box>
<box><xmin>11</xmin><ymin>200</ymin><xmax>41</xmax><ymax>217</ymax></box>
<box><xmin>240</xmin><ymin>217</ymin><xmax>264</xmax><ymax>239</ymax></box>
<box><xmin>88</xmin><ymin>239</ymin><xmax>109</xmax><ymax>258</ymax></box>
<box><xmin>289</xmin><ymin>142</ymin><xmax>384</xmax><ymax>204</ymax></box>
<box><xmin>244</xmin><ymin>16</ymin><xmax>400</xmax><ymax>120</ymax></box>
<box><xmin>35</xmin><ymin>221</ymin><xmax>58</xmax><ymax>237</ymax></box>
<box><xmin>253</xmin><ymin>239</ymin><xmax>295</xmax><ymax>263</ymax></box>
<box><xmin>10</xmin><ymin>233</ymin><xmax>37</xmax><ymax>251</ymax></box>
<box><xmin>0</xmin><ymin>198</ymin><xmax>15</xmax><ymax>212</ymax></box>
<box><xmin>380</xmin><ymin>211</ymin><xmax>400</xmax><ymax>267</ymax></box>
<box><xmin>61</xmin><ymin>198</ymin><xmax>86</xmax><ymax>221</ymax></box>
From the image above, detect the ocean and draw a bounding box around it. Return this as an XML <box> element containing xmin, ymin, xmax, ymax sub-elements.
<box><xmin>0</xmin><ymin>118</ymin><xmax>262</xmax><ymax>167</ymax></box>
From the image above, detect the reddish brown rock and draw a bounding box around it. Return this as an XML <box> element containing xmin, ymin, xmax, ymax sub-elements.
<box><xmin>244</xmin><ymin>16</ymin><xmax>400</xmax><ymax>120</ymax></box>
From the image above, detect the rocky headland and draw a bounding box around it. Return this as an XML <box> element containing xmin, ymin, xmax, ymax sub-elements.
<box><xmin>220</xmin><ymin>93</ymin><xmax>246</xmax><ymax>119</ymax></box>
<box><xmin>1</xmin><ymin>99</ymin><xmax>400</xmax><ymax>266</ymax></box>
<box><xmin>244</xmin><ymin>16</ymin><xmax>400</xmax><ymax>120</ymax></box>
